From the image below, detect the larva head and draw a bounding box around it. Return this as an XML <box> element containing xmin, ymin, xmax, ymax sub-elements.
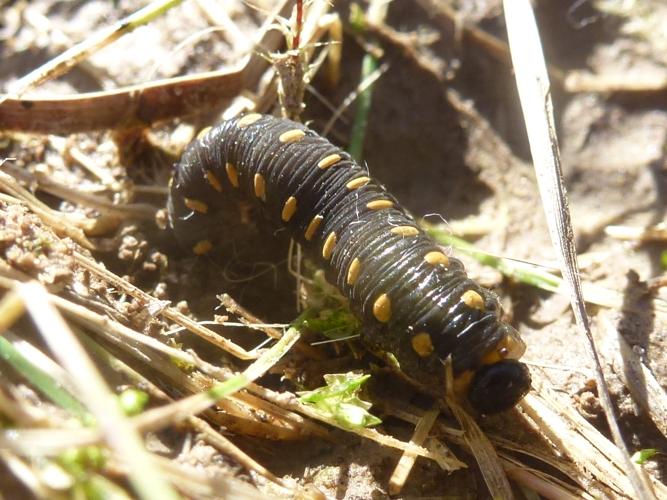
<box><xmin>467</xmin><ymin>359</ymin><xmax>531</xmax><ymax>414</ymax></box>
<box><xmin>467</xmin><ymin>323</ymin><xmax>531</xmax><ymax>414</ymax></box>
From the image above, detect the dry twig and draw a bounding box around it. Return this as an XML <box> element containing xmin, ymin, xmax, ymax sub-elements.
<box><xmin>503</xmin><ymin>3</ymin><xmax>656</xmax><ymax>497</ymax></box>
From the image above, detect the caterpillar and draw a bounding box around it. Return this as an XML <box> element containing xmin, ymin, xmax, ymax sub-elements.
<box><xmin>168</xmin><ymin>113</ymin><xmax>531</xmax><ymax>414</ymax></box>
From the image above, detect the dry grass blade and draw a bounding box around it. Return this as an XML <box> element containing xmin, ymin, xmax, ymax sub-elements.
<box><xmin>262</xmin><ymin>385</ymin><xmax>463</xmax><ymax>470</ymax></box>
<box><xmin>150</xmin><ymin>454</ymin><xmax>268</xmax><ymax>499</ymax></box>
<box><xmin>414</xmin><ymin>0</ymin><xmax>565</xmax><ymax>83</ymax></box>
<box><xmin>503</xmin><ymin>462</ymin><xmax>581</xmax><ymax>500</ymax></box>
<box><xmin>186</xmin><ymin>417</ymin><xmax>291</xmax><ymax>489</ymax></box>
<box><xmin>605</xmin><ymin>223</ymin><xmax>667</xmax><ymax>242</ymax></box>
<box><xmin>520</xmin><ymin>382</ymin><xmax>667</xmax><ymax>498</ymax></box>
<box><xmin>2</xmin><ymin>162</ymin><xmax>156</xmax><ymax>222</ymax></box>
<box><xmin>0</xmin><ymin>450</ymin><xmax>54</xmax><ymax>499</ymax></box>
<box><xmin>39</xmin><ymin>282</ymin><xmax>331</xmax><ymax>444</ymax></box>
<box><xmin>83</xmin><ymin>333</ymin><xmax>294</xmax><ymax>489</ymax></box>
<box><xmin>130</xmin><ymin>326</ymin><xmax>301</xmax><ymax>431</ymax></box>
<box><xmin>321</xmin><ymin>62</ymin><xmax>388</xmax><ymax>138</ymax></box>
<box><xmin>47</xmin><ymin>293</ymin><xmax>206</xmax><ymax>368</ymax></box>
<box><xmin>449</xmin><ymin>399</ymin><xmax>514</xmax><ymax>497</ymax></box>
<box><xmin>0</xmin><ymin>427</ymin><xmax>100</xmax><ymax>455</ymax></box>
<box><xmin>0</xmin><ymin>288</ymin><xmax>26</xmax><ymax>333</ymax></box>
<box><xmin>218</xmin><ymin>292</ymin><xmax>325</xmax><ymax>359</ymax></box>
<box><xmin>219</xmin><ymin>293</ymin><xmax>283</xmax><ymax>340</ymax></box>
<box><xmin>503</xmin><ymin>3</ymin><xmax>656</xmax><ymax>497</ymax></box>
<box><xmin>195</xmin><ymin>0</ymin><xmax>251</xmax><ymax>53</ymax></box>
<box><xmin>440</xmin><ymin>359</ymin><xmax>513</xmax><ymax>498</ymax></box>
<box><xmin>0</xmin><ymin>386</ymin><xmax>36</xmax><ymax>425</ymax></box>
<box><xmin>564</xmin><ymin>72</ymin><xmax>667</xmax><ymax>93</ymax></box>
<box><xmin>0</xmin><ymin>68</ymin><xmax>247</xmax><ymax>133</ymax></box>
<box><xmin>414</xmin><ymin>0</ymin><xmax>512</xmax><ymax>68</ymax></box>
<box><xmin>15</xmin><ymin>281</ymin><xmax>179</xmax><ymax>500</ymax></box>
<box><xmin>381</xmin><ymin>397</ymin><xmax>595</xmax><ymax>496</ymax></box>
<box><xmin>0</xmin><ymin>172</ymin><xmax>94</xmax><ymax>249</ymax></box>
<box><xmin>194</xmin><ymin>367</ymin><xmax>464</xmax><ymax>470</ymax></box>
<box><xmin>0</xmin><ymin>322</ymin><xmax>301</xmax><ymax>473</ymax></box>
<box><xmin>71</xmin><ymin>251</ymin><xmax>258</xmax><ymax>360</ymax></box>
<box><xmin>146</xmin><ymin>458</ymin><xmax>242</xmax><ymax>498</ymax></box>
<box><xmin>0</xmin><ymin>312</ymin><xmax>298</xmax><ymax>490</ymax></box>
<box><xmin>388</xmin><ymin>405</ymin><xmax>439</xmax><ymax>495</ymax></box>
<box><xmin>4</xmin><ymin>0</ymin><xmax>186</xmax><ymax>100</ymax></box>
<box><xmin>522</xmin><ymin>394</ymin><xmax>630</xmax><ymax>496</ymax></box>
<box><xmin>354</xmin><ymin>427</ymin><xmax>462</xmax><ymax>471</ymax></box>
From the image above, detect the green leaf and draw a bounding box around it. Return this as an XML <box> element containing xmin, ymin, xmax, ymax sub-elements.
<box><xmin>349</xmin><ymin>4</ymin><xmax>365</xmax><ymax>32</ymax></box>
<box><xmin>298</xmin><ymin>373</ymin><xmax>382</xmax><ymax>429</ymax></box>
<box><xmin>118</xmin><ymin>389</ymin><xmax>149</xmax><ymax>416</ymax></box>
<box><xmin>423</xmin><ymin>222</ymin><xmax>561</xmax><ymax>291</ymax></box>
<box><xmin>81</xmin><ymin>473</ymin><xmax>133</xmax><ymax>500</ymax></box>
<box><xmin>301</xmin><ymin>308</ymin><xmax>361</xmax><ymax>340</ymax></box>
<box><xmin>632</xmin><ymin>448</ymin><xmax>658</xmax><ymax>465</ymax></box>
<box><xmin>0</xmin><ymin>335</ymin><xmax>90</xmax><ymax>422</ymax></box>
<box><xmin>660</xmin><ymin>250</ymin><xmax>667</xmax><ymax>270</ymax></box>
<box><xmin>60</xmin><ymin>446</ymin><xmax>107</xmax><ymax>478</ymax></box>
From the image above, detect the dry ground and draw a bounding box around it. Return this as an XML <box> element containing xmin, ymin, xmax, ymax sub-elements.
<box><xmin>1</xmin><ymin>0</ymin><xmax>667</xmax><ymax>498</ymax></box>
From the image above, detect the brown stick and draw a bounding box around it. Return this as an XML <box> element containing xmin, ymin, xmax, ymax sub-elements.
<box><xmin>0</xmin><ymin>69</ymin><xmax>245</xmax><ymax>133</ymax></box>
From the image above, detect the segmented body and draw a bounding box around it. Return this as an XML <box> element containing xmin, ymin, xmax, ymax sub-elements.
<box><xmin>168</xmin><ymin>113</ymin><xmax>530</xmax><ymax>413</ymax></box>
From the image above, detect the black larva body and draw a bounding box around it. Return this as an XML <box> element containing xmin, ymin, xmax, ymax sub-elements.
<box><xmin>168</xmin><ymin>114</ymin><xmax>531</xmax><ymax>414</ymax></box>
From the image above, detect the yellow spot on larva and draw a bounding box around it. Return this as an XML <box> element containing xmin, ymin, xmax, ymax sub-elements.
<box><xmin>411</xmin><ymin>332</ymin><xmax>434</xmax><ymax>358</ymax></box>
<box><xmin>281</xmin><ymin>196</ymin><xmax>297</xmax><ymax>222</ymax></box>
<box><xmin>254</xmin><ymin>173</ymin><xmax>266</xmax><ymax>201</ymax></box>
<box><xmin>366</xmin><ymin>199</ymin><xmax>394</xmax><ymax>210</ymax></box>
<box><xmin>424</xmin><ymin>251</ymin><xmax>449</xmax><ymax>266</ymax></box>
<box><xmin>481</xmin><ymin>349</ymin><xmax>503</xmax><ymax>365</ymax></box>
<box><xmin>196</xmin><ymin>126</ymin><xmax>212</xmax><ymax>140</ymax></box>
<box><xmin>317</xmin><ymin>153</ymin><xmax>342</xmax><ymax>169</ymax></box>
<box><xmin>322</xmin><ymin>232</ymin><xmax>337</xmax><ymax>260</ymax></box>
<box><xmin>304</xmin><ymin>215</ymin><xmax>323</xmax><ymax>241</ymax></box>
<box><xmin>482</xmin><ymin>331</ymin><xmax>526</xmax><ymax>365</ymax></box>
<box><xmin>503</xmin><ymin>330</ymin><xmax>526</xmax><ymax>359</ymax></box>
<box><xmin>279</xmin><ymin>129</ymin><xmax>306</xmax><ymax>143</ymax></box>
<box><xmin>238</xmin><ymin>113</ymin><xmax>262</xmax><ymax>127</ymax></box>
<box><xmin>461</xmin><ymin>290</ymin><xmax>485</xmax><ymax>311</ymax></box>
<box><xmin>184</xmin><ymin>197</ymin><xmax>208</xmax><ymax>214</ymax></box>
<box><xmin>346</xmin><ymin>176</ymin><xmax>370</xmax><ymax>190</ymax></box>
<box><xmin>205</xmin><ymin>170</ymin><xmax>223</xmax><ymax>192</ymax></box>
<box><xmin>192</xmin><ymin>240</ymin><xmax>213</xmax><ymax>255</ymax></box>
<box><xmin>390</xmin><ymin>226</ymin><xmax>419</xmax><ymax>237</ymax></box>
<box><xmin>373</xmin><ymin>293</ymin><xmax>392</xmax><ymax>323</ymax></box>
<box><xmin>347</xmin><ymin>258</ymin><xmax>361</xmax><ymax>285</ymax></box>
<box><xmin>225</xmin><ymin>162</ymin><xmax>239</xmax><ymax>188</ymax></box>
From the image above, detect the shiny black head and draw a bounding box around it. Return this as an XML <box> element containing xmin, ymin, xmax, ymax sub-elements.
<box><xmin>468</xmin><ymin>360</ymin><xmax>531</xmax><ymax>414</ymax></box>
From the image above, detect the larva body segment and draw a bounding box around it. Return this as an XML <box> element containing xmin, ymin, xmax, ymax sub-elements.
<box><xmin>168</xmin><ymin>114</ymin><xmax>531</xmax><ymax>414</ymax></box>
